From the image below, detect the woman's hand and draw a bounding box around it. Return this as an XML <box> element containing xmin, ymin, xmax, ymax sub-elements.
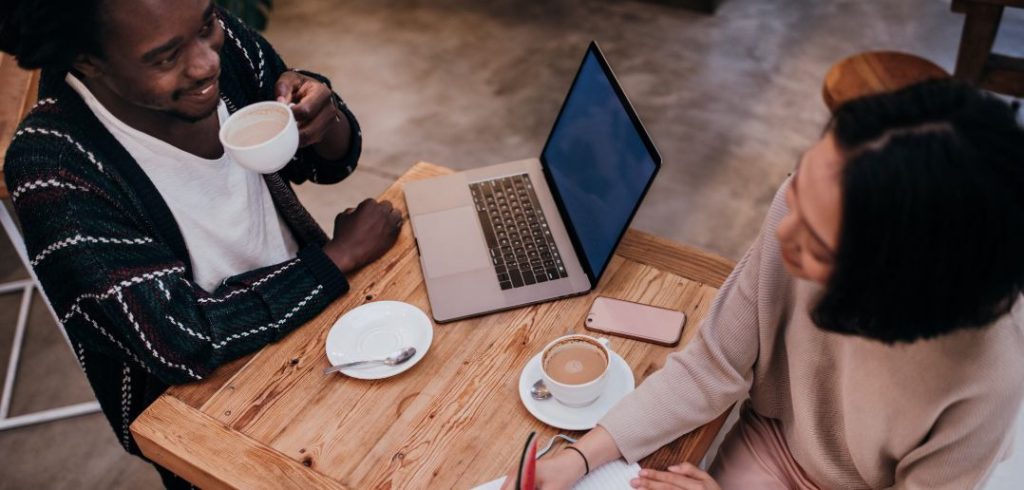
<box><xmin>498</xmin><ymin>449</ymin><xmax>588</xmax><ymax>490</ymax></box>
<box><xmin>496</xmin><ymin>427</ymin><xmax>623</xmax><ymax>490</ymax></box>
<box><xmin>630</xmin><ymin>463</ymin><xmax>721</xmax><ymax>490</ymax></box>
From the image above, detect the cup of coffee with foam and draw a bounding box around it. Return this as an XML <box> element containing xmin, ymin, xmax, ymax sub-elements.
<box><xmin>219</xmin><ymin>101</ymin><xmax>299</xmax><ymax>174</ymax></box>
<box><xmin>540</xmin><ymin>334</ymin><xmax>611</xmax><ymax>407</ymax></box>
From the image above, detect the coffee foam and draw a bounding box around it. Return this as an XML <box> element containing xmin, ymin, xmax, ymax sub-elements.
<box><xmin>542</xmin><ymin>336</ymin><xmax>608</xmax><ymax>386</ymax></box>
<box><xmin>225</xmin><ymin>106</ymin><xmax>289</xmax><ymax>148</ymax></box>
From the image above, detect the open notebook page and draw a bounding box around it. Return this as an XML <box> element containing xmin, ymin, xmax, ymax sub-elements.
<box><xmin>472</xmin><ymin>458</ymin><xmax>641</xmax><ymax>490</ymax></box>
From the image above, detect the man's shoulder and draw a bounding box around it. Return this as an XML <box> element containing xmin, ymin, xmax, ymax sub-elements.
<box><xmin>215</xmin><ymin>5</ymin><xmax>257</xmax><ymax>40</ymax></box>
<box><xmin>214</xmin><ymin>7</ymin><xmax>283</xmax><ymax>104</ymax></box>
<box><xmin>215</xmin><ymin>8</ymin><xmax>278</xmax><ymax>76</ymax></box>
<box><xmin>4</xmin><ymin>93</ymin><xmax>112</xmax><ymax>190</ymax></box>
<box><xmin>14</xmin><ymin>73</ymin><xmax>95</xmax><ymax>142</ymax></box>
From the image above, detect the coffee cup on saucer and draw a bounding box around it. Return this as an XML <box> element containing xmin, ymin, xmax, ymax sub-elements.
<box><xmin>219</xmin><ymin>101</ymin><xmax>299</xmax><ymax>174</ymax></box>
<box><xmin>540</xmin><ymin>334</ymin><xmax>611</xmax><ymax>407</ymax></box>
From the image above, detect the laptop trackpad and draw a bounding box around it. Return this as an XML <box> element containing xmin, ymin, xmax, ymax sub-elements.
<box><xmin>416</xmin><ymin>206</ymin><xmax>492</xmax><ymax>279</ymax></box>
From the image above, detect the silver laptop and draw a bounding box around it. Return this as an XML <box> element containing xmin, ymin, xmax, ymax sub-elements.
<box><xmin>405</xmin><ymin>42</ymin><xmax>662</xmax><ymax>322</ymax></box>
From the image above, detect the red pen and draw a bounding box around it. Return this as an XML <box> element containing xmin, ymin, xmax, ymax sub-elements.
<box><xmin>516</xmin><ymin>432</ymin><xmax>538</xmax><ymax>490</ymax></box>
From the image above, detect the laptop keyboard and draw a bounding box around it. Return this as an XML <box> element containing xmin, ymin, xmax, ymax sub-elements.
<box><xmin>469</xmin><ymin>174</ymin><xmax>569</xmax><ymax>290</ymax></box>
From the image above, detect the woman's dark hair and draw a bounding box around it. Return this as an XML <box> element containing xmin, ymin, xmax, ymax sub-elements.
<box><xmin>0</xmin><ymin>0</ymin><xmax>103</xmax><ymax>71</ymax></box>
<box><xmin>812</xmin><ymin>79</ymin><xmax>1024</xmax><ymax>343</ymax></box>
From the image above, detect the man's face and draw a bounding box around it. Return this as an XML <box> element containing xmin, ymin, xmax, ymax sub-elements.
<box><xmin>87</xmin><ymin>0</ymin><xmax>225</xmax><ymax>122</ymax></box>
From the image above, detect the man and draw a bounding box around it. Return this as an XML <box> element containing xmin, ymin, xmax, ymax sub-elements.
<box><xmin>1</xmin><ymin>0</ymin><xmax>400</xmax><ymax>486</ymax></box>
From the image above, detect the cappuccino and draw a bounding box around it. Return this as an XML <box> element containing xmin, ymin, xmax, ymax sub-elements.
<box><xmin>544</xmin><ymin>341</ymin><xmax>607</xmax><ymax>385</ymax></box>
<box><xmin>228</xmin><ymin>118</ymin><xmax>288</xmax><ymax>147</ymax></box>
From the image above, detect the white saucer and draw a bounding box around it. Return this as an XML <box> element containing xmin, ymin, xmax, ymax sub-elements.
<box><xmin>518</xmin><ymin>351</ymin><xmax>635</xmax><ymax>431</ymax></box>
<box><xmin>325</xmin><ymin>301</ymin><xmax>433</xmax><ymax>380</ymax></box>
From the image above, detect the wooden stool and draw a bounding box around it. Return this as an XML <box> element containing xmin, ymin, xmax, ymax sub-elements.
<box><xmin>0</xmin><ymin>53</ymin><xmax>101</xmax><ymax>430</ymax></box>
<box><xmin>822</xmin><ymin>51</ymin><xmax>950</xmax><ymax>113</ymax></box>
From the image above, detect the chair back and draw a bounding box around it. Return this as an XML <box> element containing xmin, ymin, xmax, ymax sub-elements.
<box><xmin>822</xmin><ymin>51</ymin><xmax>949</xmax><ymax>113</ymax></box>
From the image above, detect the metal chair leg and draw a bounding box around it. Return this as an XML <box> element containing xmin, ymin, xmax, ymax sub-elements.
<box><xmin>0</xmin><ymin>202</ymin><xmax>101</xmax><ymax>431</ymax></box>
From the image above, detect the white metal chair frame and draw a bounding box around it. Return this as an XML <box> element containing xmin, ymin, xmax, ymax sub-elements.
<box><xmin>0</xmin><ymin>202</ymin><xmax>100</xmax><ymax>431</ymax></box>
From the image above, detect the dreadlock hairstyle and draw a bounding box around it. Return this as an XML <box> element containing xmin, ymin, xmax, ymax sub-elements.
<box><xmin>812</xmin><ymin>79</ymin><xmax>1024</xmax><ymax>343</ymax></box>
<box><xmin>0</xmin><ymin>0</ymin><xmax>104</xmax><ymax>71</ymax></box>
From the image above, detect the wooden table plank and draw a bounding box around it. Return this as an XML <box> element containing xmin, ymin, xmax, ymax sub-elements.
<box><xmin>166</xmin><ymin>163</ymin><xmax>446</xmax><ymax>410</ymax></box>
<box><xmin>132</xmin><ymin>396</ymin><xmax>347</xmax><ymax>490</ymax></box>
<box><xmin>133</xmin><ymin>162</ymin><xmax>738</xmax><ymax>489</ymax></box>
<box><xmin>618</xmin><ymin>229</ymin><xmax>734</xmax><ymax>288</ymax></box>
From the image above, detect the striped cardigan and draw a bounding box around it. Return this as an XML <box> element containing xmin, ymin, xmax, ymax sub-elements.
<box><xmin>3</xmin><ymin>9</ymin><xmax>359</xmax><ymax>455</ymax></box>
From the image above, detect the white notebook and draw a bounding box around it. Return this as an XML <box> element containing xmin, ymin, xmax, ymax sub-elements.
<box><xmin>473</xmin><ymin>459</ymin><xmax>640</xmax><ymax>490</ymax></box>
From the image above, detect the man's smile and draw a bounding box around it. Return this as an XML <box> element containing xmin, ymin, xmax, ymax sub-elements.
<box><xmin>178</xmin><ymin>77</ymin><xmax>219</xmax><ymax>101</ymax></box>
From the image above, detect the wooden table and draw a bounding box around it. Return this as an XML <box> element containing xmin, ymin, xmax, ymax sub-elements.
<box><xmin>131</xmin><ymin>162</ymin><xmax>736</xmax><ymax>489</ymax></box>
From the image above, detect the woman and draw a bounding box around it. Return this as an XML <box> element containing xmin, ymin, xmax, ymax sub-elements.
<box><xmin>510</xmin><ymin>80</ymin><xmax>1024</xmax><ymax>489</ymax></box>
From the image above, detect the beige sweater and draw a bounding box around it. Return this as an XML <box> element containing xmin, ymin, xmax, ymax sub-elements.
<box><xmin>599</xmin><ymin>182</ymin><xmax>1024</xmax><ymax>489</ymax></box>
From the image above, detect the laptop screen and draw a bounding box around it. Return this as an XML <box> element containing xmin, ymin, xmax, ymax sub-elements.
<box><xmin>541</xmin><ymin>44</ymin><xmax>660</xmax><ymax>282</ymax></box>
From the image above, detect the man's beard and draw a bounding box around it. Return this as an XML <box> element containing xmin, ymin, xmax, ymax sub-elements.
<box><xmin>165</xmin><ymin>103</ymin><xmax>219</xmax><ymax>123</ymax></box>
<box><xmin>166</xmin><ymin>76</ymin><xmax>220</xmax><ymax>123</ymax></box>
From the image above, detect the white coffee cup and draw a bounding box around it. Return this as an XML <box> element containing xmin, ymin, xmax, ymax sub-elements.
<box><xmin>540</xmin><ymin>335</ymin><xmax>612</xmax><ymax>407</ymax></box>
<box><xmin>219</xmin><ymin>101</ymin><xmax>299</xmax><ymax>174</ymax></box>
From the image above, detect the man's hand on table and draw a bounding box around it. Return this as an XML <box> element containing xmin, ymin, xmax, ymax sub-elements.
<box><xmin>629</xmin><ymin>463</ymin><xmax>721</xmax><ymax>490</ymax></box>
<box><xmin>323</xmin><ymin>198</ymin><xmax>403</xmax><ymax>274</ymax></box>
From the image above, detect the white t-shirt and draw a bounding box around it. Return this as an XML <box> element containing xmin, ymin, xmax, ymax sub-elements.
<box><xmin>66</xmin><ymin>74</ymin><xmax>299</xmax><ymax>293</ymax></box>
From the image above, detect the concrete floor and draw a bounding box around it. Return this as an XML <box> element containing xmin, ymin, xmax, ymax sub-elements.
<box><xmin>1</xmin><ymin>0</ymin><xmax>1022</xmax><ymax>488</ymax></box>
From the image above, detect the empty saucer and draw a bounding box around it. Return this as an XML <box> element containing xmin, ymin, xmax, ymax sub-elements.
<box><xmin>325</xmin><ymin>301</ymin><xmax>433</xmax><ymax>380</ymax></box>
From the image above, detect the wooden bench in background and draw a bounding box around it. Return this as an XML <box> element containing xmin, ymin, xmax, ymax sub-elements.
<box><xmin>952</xmin><ymin>0</ymin><xmax>1024</xmax><ymax>97</ymax></box>
<box><xmin>0</xmin><ymin>53</ymin><xmax>40</xmax><ymax>200</ymax></box>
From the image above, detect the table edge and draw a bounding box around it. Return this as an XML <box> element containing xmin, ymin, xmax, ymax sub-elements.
<box><xmin>131</xmin><ymin>396</ymin><xmax>348</xmax><ymax>490</ymax></box>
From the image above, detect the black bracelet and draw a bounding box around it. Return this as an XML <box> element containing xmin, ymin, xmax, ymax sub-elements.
<box><xmin>565</xmin><ymin>446</ymin><xmax>590</xmax><ymax>475</ymax></box>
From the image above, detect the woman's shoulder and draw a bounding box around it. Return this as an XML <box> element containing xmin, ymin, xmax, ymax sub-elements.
<box><xmin>983</xmin><ymin>295</ymin><xmax>1024</xmax><ymax>367</ymax></box>
<box><xmin>924</xmin><ymin>296</ymin><xmax>1024</xmax><ymax>391</ymax></box>
<box><xmin>752</xmin><ymin>177</ymin><xmax>795</xmax><ymax>293</ymax></box>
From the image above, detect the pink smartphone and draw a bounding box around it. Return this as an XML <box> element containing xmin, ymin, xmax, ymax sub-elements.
<box><xmin>585</xmin><ymin>297</ymin><xmax>687</xmax><ymax>347</ymax></box>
